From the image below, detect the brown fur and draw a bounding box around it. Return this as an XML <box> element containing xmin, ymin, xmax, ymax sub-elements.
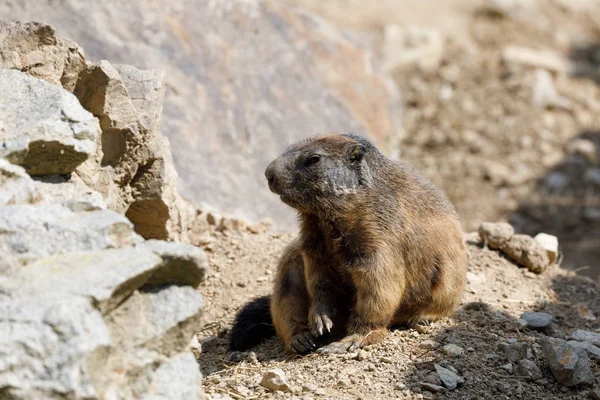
<box><xmin>265</xmin><ymin>132</ymin><xmax>467</xmax><ymax>353</ymax></box>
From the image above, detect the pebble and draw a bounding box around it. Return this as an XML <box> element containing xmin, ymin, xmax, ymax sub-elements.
<box><xmin>571</xmin><ymin>329</ymin><xmax>600</xmax><ymax>346</ymax></box>
<box><xmin>500</xmin><ymin>363</ymin><xmax>514</xmax><ymax>374</ymax></box>
<box><xmin>302</xmin><ymin>383</ymin><xmax>318</xmax><ymax>393</ymax></box>
<box><xmin>502</xmin><ymin>235</ymin><xmax>550</xmax><ymax>274</ymax></box>
<box><xmin>315</xmin><ymin>388</ymin><xmax>326</xmax><ymax>396</ymax></box>
<box><xmin>531</xmin><ymin>69</ymin><xmax>571</xmax><ymax>110</ymax></box>
<box><xmin>519</xmin><ymin>311</ymin><xmax>553</xmax><ymax>333</ymax></box>
<box><xmin>357</xmin><ymin>349</ymin><xmax>368</xmax><ymax>361</ymax></box>
<box><xmin>478</xmin><ymin>222</ymin><xmax>514</xmax><ymax>249</ymax></box>
<box><xmin>435</xmin><ymin>364</ymin><xmax>464</xmax><ymax>390</ymax></box>
<box><xmin>395</xmin><ymin>382</ymin><xmax>407</xmax><ymax>390</ymax></box>
<box><xmin>260</xmin><ymin>369</ymin><xmax>290</xmax><ymax>392</ymax></box>
<box><xmin>441</xmin><ymin>344</ymin><xmax>465</xmax><ymax>357</ymax></box>
<box><xmin>541</xmin><ymin>338</ymin><xmax>594</xmax><ymax>387</ymax></box>
<box><xmin>505</xmin><ymin>342</ymin><xmax>528</xmax><ymax>362</ymax></box>
<box><xmin>424</xmin><ymin>373</ymin><xmax>442</xmax><ymax>386</ymax></box>
<box><xmin>568</xmin><ymin>340</ymin><xmax>600</xmax><ymax>361</ymax></box>
<box><xmin>533</xmin><ymin>233</ymin><xmax>559</xmax><ymax>264</ymax></box>
<box><xmin>517</xmin><ymin>359</ymin><xmax>542</xmax><ymax>381</ymax></box>
<box><xmin>419</xmin><ymin>340</ymin><xmax>440</xmax><ymax>349</ymax></box>
<box><xmin>421</xmin><ymin>383</ymin><xmax>446</xmax><ymax>393</ymax></box>
<box><xmin>381</xmin><ymin>356</ymin><xmax>393</xmax><ymax>364</ymax></box>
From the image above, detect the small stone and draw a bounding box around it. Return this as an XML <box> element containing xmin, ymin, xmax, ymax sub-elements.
<box><xmin>517</xmin><ymin>359</ymin><xmax>542</xmax><ymax>381</ymax></box>
<box><xmin>478</xmin><ymin>222</ymin><xmax>514</xmax><ymax>249</ymax></box>
<box><xmin>502</xmin><ymin>235</ymin><xmax>550</xmax><ymax>274</ymax></box>
<box><xmin>571</xmin><ymin>330</ymin><xmax>600</xmax><ymax>347</ymax></box>
<box><xmin>302</xmin><ymin>383</ymin><xmax>318</xmax><ymax>393</ymax></box>
<box><xmin>395</xmin><ymin>382</ymin><xmax>407</xmax><ymax>390</ymax></box>
<box><xmin>415</xmin><ymin>324</ymin><xmax>428</xmax><ymax>334</ymax></box>
<box><xmin>260</xmin><ymin>369</ymin><xmax>290</xmax><ymax>392</ymax></box>
<box><xmin>421</xmin><ymin>383</ymin><xmax>446</xmax><ymax>393</ymax></box>
<box><xmin>534</xmin><ymin>233</ymin><xmax>559</xmax><ymax>264</ymax></box>
<box><xmin>567</xmin><ymin>139</ymin><xmax>597</xmax><ymax>164</ymax></box>
<box><xmin>441</xmin><ymin>344</ymin><xmax>465</xmax><ymax>357</ymax></box>
<box><xmin>315</xmin><ymin>388</ymin><xmax>326</xmax><ymax>396</ymax></box>
<box><xmin>380</xmin><ymin>356</ymin><xmax>393</xmax><ymax>364</ymax></box>
<box><xmin>500</xmin><ymin>363</ymin><xmax>514</xmax><ymax>374</ymax></box>
<box><xmin>505</xmin><ymin>342</ymin><xmax>529</xmax><ymax>362</ymax></box>
<box><xmin>575</xmin><ymin>304</ymin><xmax>597</xmax><ymax>321</ymax></box>
<box><xmin>289</xmin><ymin>385</ymin><xmax>302</xmax><ymax>394</ymax></box>
<box><xmin>568</xmin><ymin>341</ymin><xmax>600</xmax><ymax>361</ymax></box>
<box><xmin>520</xmin><ymin>312</ymin><xmax>553</xmax><ymax>333</ymax></box>
<box><xmin>541</xmin><ymin>338</ymin><xmax>594</xmax><ymax>387</ymax></box>
<box><xmin>336</xmin><ymin>377</ymin><xmax>351</xmax><ymax>387</ymax></box>
<box><xmin>420</xmin><ymin>340</ymin><xmax>441</xmax><ymax>350</ymax></box>
<box><xmin>424</xmin><ymin>373</ymin><xmax>442</xmax><ymax>386</ymax></box>
<box><xmin>531</xmin><ymin>69</ymin><xmax>571</xmax><ymax>109</ymax></box>
<box><xmin>435</xmin><ymin>364</ymin><xmax>464</xmax><ymax>390</ymax></box>
<box><xmin>357</xmin><ymin>349</ymin><xmax>368</xmax><ymax>361</ymax></box>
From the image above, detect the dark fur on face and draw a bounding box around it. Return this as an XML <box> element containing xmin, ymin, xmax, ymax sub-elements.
<box><xmin>264</xmin><ymin>133</ymin><xmax>382</xmax><ymax>215</ymax></box>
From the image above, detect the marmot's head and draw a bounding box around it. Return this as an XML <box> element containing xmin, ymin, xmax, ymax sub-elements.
<box><xmin>264</xmin><ymin>133</ymin><xmax>381</xmax><ymax>214</ymax></box>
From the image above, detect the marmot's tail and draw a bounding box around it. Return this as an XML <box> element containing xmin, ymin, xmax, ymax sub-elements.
<box><xmin>229</xmin><ymin>295</ymin><xmax>276</xmax><ymax>351</ymax></box>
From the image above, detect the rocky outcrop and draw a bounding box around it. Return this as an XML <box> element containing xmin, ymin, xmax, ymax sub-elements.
<box><xmin>0</xmin><ymin>0</ymin><xmax>403</xmax><ymax>229</ymax></box>
<box><xmin>0</xmin><ymin>32</ymin><xmax>207</xmax><ymax>399</ymax></box>
<box><xmin>0</xmin><ymin>21</ymin><xmax>188</xmax><ymax>241</ymax></box>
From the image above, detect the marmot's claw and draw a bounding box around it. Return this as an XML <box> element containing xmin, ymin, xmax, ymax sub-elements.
<box><xmin>290</xmin><ymin>331</ymin><xmax>318</xmax><ymax>354</ymax></box>
<box><xmin>316</xmin><ymin>339</ymin><xmax>358</xmax><ymax>354</ymax></box>
<box><xmin>309</xmin><ymin>313</ymin><xmax>333</xmax><ymax>337</ymax></box>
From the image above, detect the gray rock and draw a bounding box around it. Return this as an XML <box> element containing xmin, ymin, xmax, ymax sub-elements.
<box><xmin>1</xmin><ymin>3</ymin><xmax>402</xmax><ymax>230</ymax></box>
<box><xmin>531</xmin><ymin>69</ymin><xmax>571</xmax><ymax>110</ymax></box>
<box><xmin>520</xmin><ymin>312</ymin><xmax>553</xmax><ymax>333</ymax></box>
<box><xmin>568</xmin><ymin>341</ymin><xmax>600</xmax><ymax>362</ymax></box>
<box><xmin>0</xmin><ymin>294</ymin><xmax>112</xmax><ymax>399</ymax></box>
<box><xmin>500</xmin><ymin>363</ymin><xmax>514</xmax><ymax>374</ymax></box>
<box><xmin>541</xmin><ymin>338</ymin><xmax>594</xmax><ymax>387</ymax></box>
<box><xmin>502</xmin><ymin>234</ymin><xmax>550</xmax><ymax>274</ymax></box>
<box><xmin>260</xmin><ymin>368</ymin><xmax>290</xmax><ymax>392</ymax></box>
<box><xmin>137</xmin><ymin>240</ymin><xmax>208</xmax><ymax>288</ymax></box>
<box><xmin>572</xmin><ymin>330</ymin><xmax>600</xmax><ymax>347</ymax></box>
<box><xmin>0</xmin><ymin>69</ymin><xmax>99</xmax><ymax>175</ymax></box>
<box><xmin>9</xmin><ymin>248</ymin><xmax>162</xmax><ymax>315</ymax></box>
<box><xmin>421</xmin><ymin>382</ymin><xmax>446</xmax><ymax>393</ymax></box>
<box><xmin>141</xmin><ymin>352</ymin><xmax>204</xmax><ymax>400</ymax></box>
<box><xmin>441</xmin><ymin>344</ymin><xmax>465</xmax><ymax>357</ymax></box>
<box><xmin>516</xmin><ymin>359</ymin><xmax>542</xmax><ymax>381</ymax></box>
<box><xmin>105</xmin><ymin>285</ymin><xmax>204</xmax><ymax>355</ymax></box>
<box><xmin>0</xmin><ymin>159</ymin><xmax>39</xmax><ymax>205</ymax></box>
<box><xmin>505</xmin><ymin>342</ymin><xmax>529</xmax><ymax>362</ymax></box>
<box><xmin>478</xmin><ymin>222</ymin><xmax>514</xmax><ymax>249</ymax></box>
<box><xmin>435</xmin><ymin>364</ymin><xmax>464</xmax><ymax>390</ymax></box>
<box><xmin>0</xmin><ymin>204</ymin><xmax>142</xmax><ymax>264</ymax></box>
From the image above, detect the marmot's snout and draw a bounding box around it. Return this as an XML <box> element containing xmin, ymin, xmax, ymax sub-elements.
<box><xmin>265</xmin><ymin>158</ymin><xmax>284</xmax><ymax>194</ymax></box>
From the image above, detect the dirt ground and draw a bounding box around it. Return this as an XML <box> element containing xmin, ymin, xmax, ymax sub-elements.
<box><xmin>196</xmin><ymin>226</ymin><xmax>600</xmax><ymax>399</ymax></box>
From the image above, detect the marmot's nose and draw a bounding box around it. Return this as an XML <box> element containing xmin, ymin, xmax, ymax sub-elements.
<box><xmin>265</xmin><ymin>162</ymin><xmax>276</xmax><ymax>189</ymax></box>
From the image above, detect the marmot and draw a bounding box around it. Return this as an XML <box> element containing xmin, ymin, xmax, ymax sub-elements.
<box><xmin>230</xmin><ymin>133</ymin><xmax>467</xmax><ymax>354</ymax></box>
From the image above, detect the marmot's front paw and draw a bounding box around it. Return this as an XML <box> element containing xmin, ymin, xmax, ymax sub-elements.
<box><xmin>308</xmin><ymin>309</ymin><xmax>334</xmax><ymax>336</ymax></box>
<box><xmin>289</xmin><ymin>331</ymin><xmax>318</xmax><ymax>354</ymax></box>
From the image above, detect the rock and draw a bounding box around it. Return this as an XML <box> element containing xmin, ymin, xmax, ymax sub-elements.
<box><xmin>441</xmin><ymin>344</ymin><xmax>465</xmax><ymax>357</ymax></box>
<box><xmin>502</xmin><ymin>234</ymin><xmax>550</xmax><ymax>273</ymax></box>
<box><xmin>7</xmin><ymin>248</ymin><xmax>162</xmax><ymax>315</ymax></box>
<box><xmin>420</xmin><ymin>340</ymin><xmax>441</xmax><ymax>350</ymax></box>
<box><xmin>382</xmin><ymin>25</ymin><xmax>444</xmax><ymax>73</ymax></box>
<box><xmin>357</xmin><ymin>349</ymin><xmax>368</xmax><ymax>361</ymax></box>
<box><xmin>380</xmin><ymin>356</ymin><xmax>394</xmax><ymax>363</ymax></box>
<box><xmin>1</xmin><ymin>4</ymin><xmax>402</xmax><ymax>230</ymax></box>
<box><xmin>0</xmin><ymin>294</ymin><xmax>112</xmax><ymax>399</ymax></box>
<box><xmin>520</xmin><ymin>312</ymin><xmax>553</xmax><ymax>333</ymax></box>
<box><xmin>421</xmin><ymin>383</ymin><xmax>446</xmax><ymax>393</ymax></box>
<box><xmin>105</xmin><ymin>285</ymin><xmax>204</xmax><ymax>355</ymax></box>
<box><xmin>502</xmin><ymin>45</ymin><xmax>593</xmax><ymax>75</ymax></box>
<box><xmin>260</xmin><ymin>369</ymin><xmax>290</xmax><ymax>392</ymax></box>
<box><xmin>140</xmin><ymin>352</ymin><xmax>204</xmax><ymax>400</ymax></box>
<box><xmin>435</xmin><ymin>364</ymin><xmax>464</xmax><ymax>390</ymax></box>
<box><xmin>500</xmin><ymin>363</ymin><xmax>514</xmax><ymax>374</ymax></box>
<box><xmin>137</xmin><ymin>240</ymin><xmax>208</xmax><ymax>288</ymax></box>
<box><xmin>0</xmin><ymin>69</ymin><xmax>99</xmax><ymax>175</ymax></box>
<box><xmin>516</xmin><ymin>359</ymin><xmax>542</xmax><ymax>381</ymax></box>
<box><xmin>424</xmin><ymin>372</ymin><xmax>442</xmax><ymax>386</ymax></box>
<box><xmin>575</xmin><ymin>304</ymin><xmax>597</xmax><ymax>321</ymax></box>
<box><xmin>584</xmin><ymin>168</ymin><xmax>600</xmax><ymax>186</ymax></box>
<box><xmin>567</xmin><ymin>139</ymin><xmax>597</xmax><ymax>164</ymax></box>
<box><xmin>302</xmin><ymin>382</ymin><xmax>318</xmax><ymax>393</ymax></box>
<box><xmin>0</xmin><ymin>159</ymin><xmax>39</xmax><ymax>205</ymax></box>
<box><xmin>531</xmin><ymin>69</ymin><xmax>571</xmax><ymax>109</ymax></box>
<box><xmin>541</xmin><ymin>338</ymin><xmax>594</xmax><ymax>387</ymax></box>
<box><xmin>534</xmin><ymin>233</ymin><xmax>559</xmax><ymax>264</ymax></box>
<box><xmin>505</xmin><ymin>342</ymin><xmax>529</xmax><ymax>362</ymax></box>
<box><xmin>568</xmin><ymin>341</ymin><xmax>600</xmax><ymax>362</ymax></box>
<box><xmin>0</xmin><ymin>21</ymin><xmax>86</xmax><ymax>90</ymax></box>
<box><xmin>0</xmin><ymin>204</ymin><xmax>142</xmax><ymax>264</ymax></box>
<box><xmin>478</xmin><ymin>222</ymin><xmax>514</xmax><ymax>249</ymax></box>
<box><xmin>571</xmin><ymin>330</ymin><xmax>600</xmax><ymax>347</ymax></box>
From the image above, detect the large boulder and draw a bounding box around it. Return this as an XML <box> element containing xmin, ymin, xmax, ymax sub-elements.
<box><xmin>0</xmin><ymin>0</ymin><xmax>403</xmax><ymax>229</ymax></box>
<box><xmin>0</xmin><ymin>69</ymin><xmax>99</xmax><ymax>175</ymax></box>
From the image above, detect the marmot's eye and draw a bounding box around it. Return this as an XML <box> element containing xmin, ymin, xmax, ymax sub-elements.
<box><xmin>305</xmin><ymin>155</ymin><xmax>321</xmax><ymax>166</ymax></box>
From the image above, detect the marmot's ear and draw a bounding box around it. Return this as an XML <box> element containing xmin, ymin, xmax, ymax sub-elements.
<box><xmin>349</xmin><ymin>144</ymin><xmax>366</xmax><ymax>162</ymax></box>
